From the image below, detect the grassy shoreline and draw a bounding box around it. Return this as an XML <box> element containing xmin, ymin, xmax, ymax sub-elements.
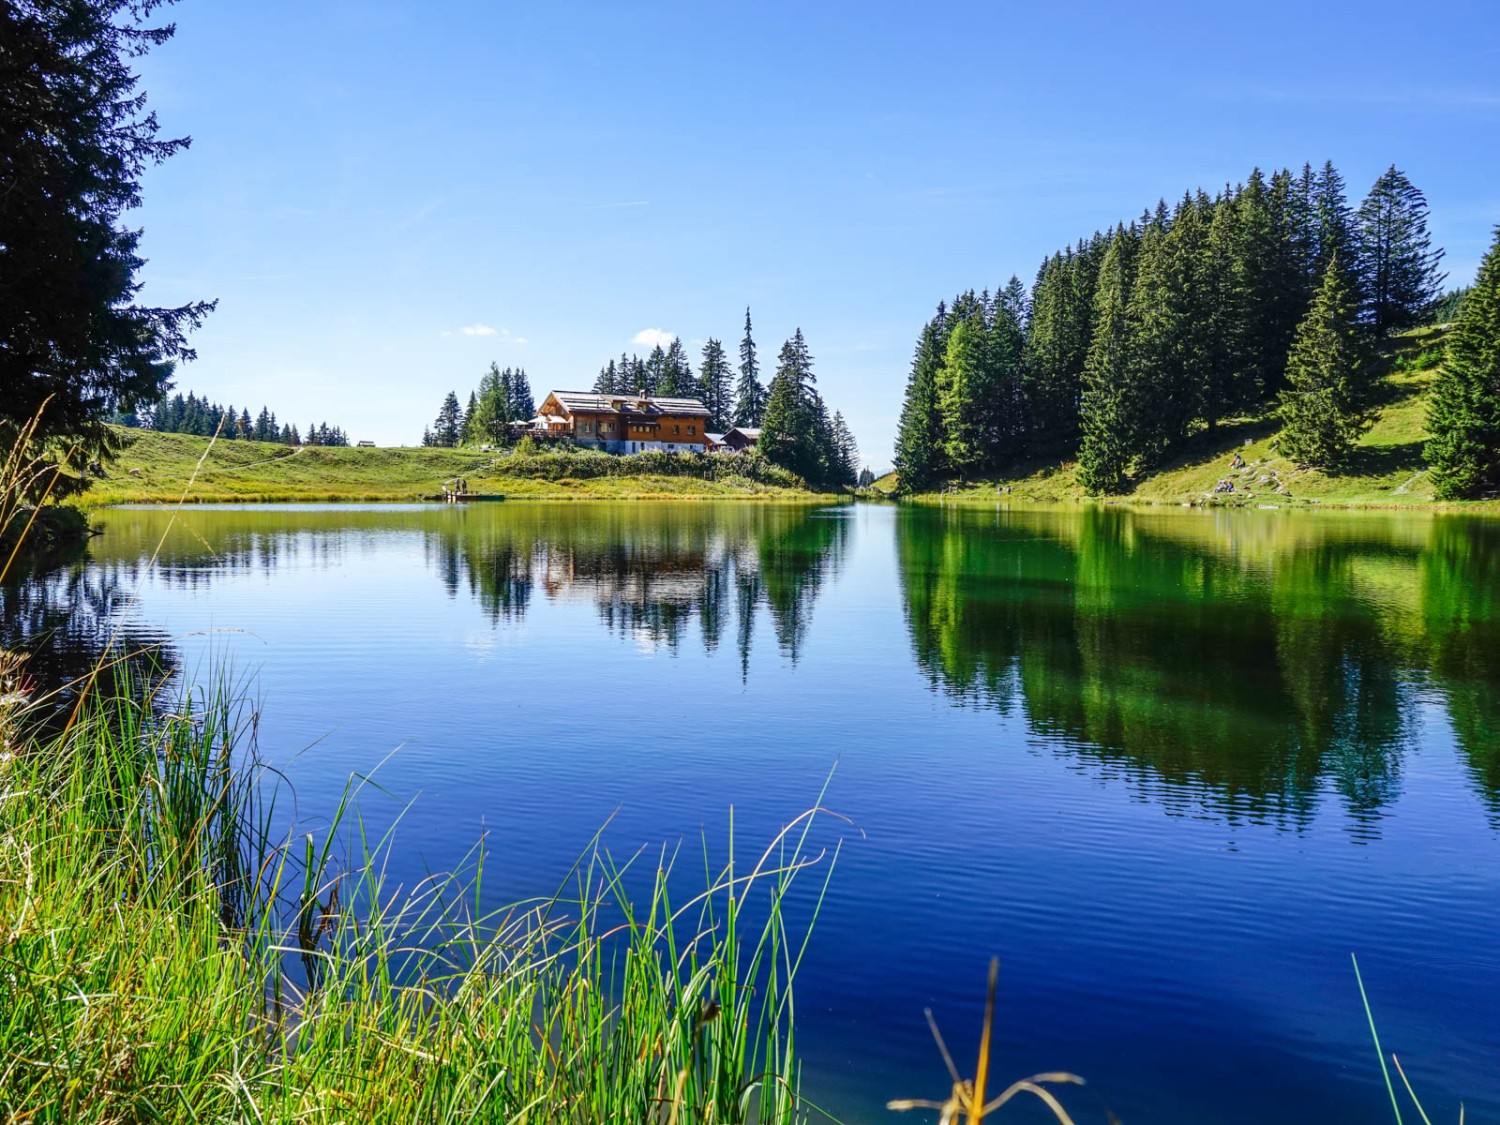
<box><xmin>885</xmin><ymin>341</ymin><xmax>1500</xmax><ymax>514</ymax></box>
<box><xmin>0</xmin><ymin>664</ymin><xmax>827</xmax><ymax>1123</ymax></box>
<box><xmin>82</xmin><ymin>429</ymin><xmax>839</xmax><ymax>505</ymax></box>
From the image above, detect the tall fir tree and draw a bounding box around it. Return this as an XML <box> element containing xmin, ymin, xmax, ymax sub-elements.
<box><xmin>937</xmin><ymin>311</ymin><xmax>988</xmax><ymax>478</ymax></box>
<box><xmin>760</xmin><ymin>329</ymin><xmax>828</xmax><ymax>482</ymax></box>
<box><xmin>733</xmin><ymin>307</ymin><xmax>766</xmax><ymax>426</ymax></box>
<box><xmin>433</xmin><ymin>391</ymin><xmax>462</xmax><ymax>447</ymax></box>
<box><xmin>1078</xmin><ymin>227</ymin><xmax>1140</xmax><ymax>494</ymax></box>
<box><xmin>1021</xmin><ymin>253</ymin><xmax>1088</xmax><ymax>456</ymax></box>
<box><xmin>593</xmin><ymin>359</ymin><xmax>618</xmax><ymax>395</ymax></box>
<box><xmin>698</xmin><ymin>338</ymin><xmax>733</xmax><ymax>431</ymax></box>
<box><xmin>1356</xmin><ymin>166</ymin><xmax>1446</xmax><ymax>338</ymax></box>
<box><xmin>1426</xmin><ymin>226</ymin><xmax>1500</xmax><ymax>499</ymax></box>
<box><xmin>1277</xmin><ymin>253</ymin><xmax>1369</xmax><ymax>469</ymax></box>
<box><xmin>660</xmin><ymin>338</ymin><xmax>691</xmax><ymax>397</ymax></box>
<box><xmin>831</xmin><ymin>411</ymin><xmax>858</xmax><ymax>486</ymax></box>
<box><xmin>508</xmin><ymin>368</ymin><xmax>535</xmax><ymax>420</ymax></box>
<box><xmin>894</xmin><ymin>306</ymin><xmax>949</xmax><ymax>489</ymax></box>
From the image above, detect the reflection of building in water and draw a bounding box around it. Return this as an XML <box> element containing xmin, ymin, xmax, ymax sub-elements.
<box><xmin>439</xmin><ymin>507</ymin><xmax>848</xmax><ymax>667</ymax></box>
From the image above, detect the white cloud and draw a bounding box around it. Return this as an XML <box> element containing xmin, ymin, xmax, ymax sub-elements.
<box><xmin>461</xmin><ymin>324</ymin><xmax>498</xmax><ymax>337</ymax></box>
<box><xmin>631</xmin><ymin>328</ymin><xmax>676</xmax><ymax>348</ymax></box>
<box><xmin>514</xmin><ymin>337</ymin><xmax>529</xmax><ymax>345</ymax></box>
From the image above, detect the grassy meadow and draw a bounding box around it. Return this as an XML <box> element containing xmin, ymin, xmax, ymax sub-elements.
<box><xmin>83</xmin><ymin>430</ymin><xmax>827</xmax><ymax>504</ymax></box>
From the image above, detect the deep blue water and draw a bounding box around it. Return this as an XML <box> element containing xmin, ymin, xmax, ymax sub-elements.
<box><xmin>33</xmin><ymin>501</ymin><xmax>1500</xmax><ymax>1123</ymax></box>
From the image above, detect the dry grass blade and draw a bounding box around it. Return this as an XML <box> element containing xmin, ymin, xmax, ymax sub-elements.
<box><xmin>888</xmin><ymin>958</ymin><xmax>1084</xmax><ymax>1124</ymax></box>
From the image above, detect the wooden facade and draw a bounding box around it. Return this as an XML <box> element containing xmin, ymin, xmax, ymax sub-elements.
<box><xmin>534</xmin><ymin>392</ymin><xmax>711</xmax><ymax>454</ymax></box>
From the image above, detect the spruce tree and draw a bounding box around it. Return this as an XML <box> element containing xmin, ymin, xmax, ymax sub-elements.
<box><xmin>698</xmin><ymin>339</ymin><xmax>733</xmax><ymax>430</ymax></box>
<box><xmin>593</xmin><ymin>360</ymin><xmax>617</xmax><ymax>395</ymax></box>
<box><xmin>1021</xmin><ymin>254</ymin><xmax>1086</xmax><ymax>456</ymax></box>
<box><xmin>760</xmin><ymin>329</ymin><xmax>822</xmax><ymax>481</ymax></box>
<box><xmin>660</xmin><ymin>339</ymin><xmax>691</xmax><ymax>397</ymax></box>
<box><xmin>0</xmin><ymin>0</ymin><xmax>215</xmax><ymax>471</ymax></box>
<box><xmin>733</xmin><ymin>307</ymin><xmax>766</xmax><ymax>426</ymax></box>
<box><xmin>1356</xmin><ymin>166</ymin><xmax>1446</xmax><ymax>338</ymax></box>
<box><xmin>831</xmin><ymin>411</ymin><xmax>859</xmax><ymax>486</ymax></box>
<box><xmin>937</xmin><ymin>313</ymin><xmax>987</xmax><ymax>478</ymax></box>
<box><xmin>894</xmin><ymin>308</ymin><xmax>949</xmax><ymax>489</ymax></box>
<box><xmin>1278</xmin><ymin>253</ymin><xmax>1369</xmax><ymax>469</ymax></box>
<box><xmin>509</xmin><ymin>368</ymin><xmax>535</xmax><ymax>420</ymax></box>
<box><xmin>1078</xmin><ymin>228</ymin><xmax>1139</xmax><ymax>494</ymax></box>
<box><xmin>433</xmin><ymin>391</ymin><xmax>462</xmax><ymax>447</ymax></box>
<box><xmin>1426</xmin><ymin>226</ymin><xmax>1500</xmax><ymax>499</ymax></box>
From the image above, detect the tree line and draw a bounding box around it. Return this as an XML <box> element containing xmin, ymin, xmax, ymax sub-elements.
<box><xmin>895</xmin><ymin>161</ymin><xmax>1452</xmax><ymax>493</ymax></box>
<box><xmin>594</xmin><ymin>313</ymin><xmax>860</xmax><ymax>489</ymax></box>
<box><xmin>423</xmin><ymin>366</ymin><xmax>536</xmax><ymax>447</ymax></box>
<box><xmin>590</xmin><ymin>309</ymin><xmax>771</xmax><ymax>434</ymax></box>
<box><xmin>130</xmin><ymin>392</ymin><xmax>350</xmax><ymax>446</ymax></box>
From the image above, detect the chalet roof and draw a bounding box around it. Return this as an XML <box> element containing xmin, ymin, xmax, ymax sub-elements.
<box><xmin>726</xmin><ymin>426</ymin><xmax>761</xmax><ymax>439</ymax></box>
<box><xmin>704</xmin><ymin>432</ymin><xmax>726</xmax><ymax>444</ymax></box>
<box><xmin>545</xmin><ymin>390</ymin><xmax>711</xmax><ymax>418</ymax></box>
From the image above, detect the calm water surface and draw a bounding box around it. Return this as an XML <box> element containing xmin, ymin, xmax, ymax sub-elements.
<box><xmin>18</xmin><ymin>501</ymin><xmax>1500</xmax><ymax>1122</ymax></box>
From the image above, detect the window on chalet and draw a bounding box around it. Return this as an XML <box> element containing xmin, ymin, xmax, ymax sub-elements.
<box><xmin>688</xmin><ymin>425</ymin><xmax>695</xmax><ymax>434</ymax></box>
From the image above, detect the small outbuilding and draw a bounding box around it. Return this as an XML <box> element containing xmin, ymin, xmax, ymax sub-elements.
<box><xmin>721</xmin><ymin>426</ymin><xmax>761</xmax><ymax>452</ymax></box>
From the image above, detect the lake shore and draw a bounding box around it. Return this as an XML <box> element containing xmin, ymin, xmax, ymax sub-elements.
<box><xmin>883</xmin><ymin>367</ymin><xmax>1500</xmax><ymax>514</ymax></box>
<box><xmin>82</xmin><ymin>428</ymin><xmax>839</xmax><ymax>505</ymax></box>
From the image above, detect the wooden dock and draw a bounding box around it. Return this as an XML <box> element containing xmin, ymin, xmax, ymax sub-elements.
<box><xmin>429</xmin><ymin>492</ymin><xmax>505</xmax><ymax>503</ymax></box>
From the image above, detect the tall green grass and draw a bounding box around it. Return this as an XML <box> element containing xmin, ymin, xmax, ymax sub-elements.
<box><xmin>0</xmin><ymin>667</ymin><xmax>834</xmax><ymax>1122</ymax></box>
<box><xmin>2</xmin><ymin>411</ymin><xmax>835</xmax><ymax>1122</ymax></box>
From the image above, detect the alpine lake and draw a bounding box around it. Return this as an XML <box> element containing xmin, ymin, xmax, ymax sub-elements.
<box><xmin>10</xmin><ymin>499</ymin><xmax>1500</xmax><ymax>1123</ymax></box>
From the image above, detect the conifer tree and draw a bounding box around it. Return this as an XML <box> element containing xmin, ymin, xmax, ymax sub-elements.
<box><xmin>643</xmin><ymin>345</ymin><xmax>665</xmax><ymax>397</ymax></box>
<box><xmin>0</xmin><ymin>0</ymin><xmax>215</xmax><ymax>468</ymax></box>
<box><xmin>733</xmin><ymin>308</ymin><xmax>767</xmax><ymax>426</ymax></box>
<box><xmin>894</xmin><ymin>307</ymin><xmax>949</xmax><ymax>489</ymax></box>
<box><xmin>1021</xmin><ymin>254</ymin><xmax>1086</xmax><ymax>456</ymax></box>
<box><xmin>1078</xmin><ymin>228</ymin><xmax>1139</xmax><ymax>494</ymax></box>
<box><xmin>594</xmin><ymin>360</ymin><xmax>617</xmax><ymax>395</ymax></box>
<box><xmin>660</xmin><ymin>339</ymin><xmax>691</xmax><ymax>397</ymax></box>
<box><xmin>760</xmin><ymin>329</ymin><xmax>827</xmax><ymax>482</ymax></box>
<box><xmin>698</xmin><ymin>339</ymin><xmax>733</xmax><ymax>431</ymax></box>
<box><xmin>1356</xmin><ymin>166</ymin><xmax>1446</xmax><ymax>338</ymax></box>
<box><xmin>1426</xmin><ymin>226</ymin><xmax>1500</xmax><ymax>499</ymax></box>
<box><xmin>831</xmin><ymin>411</ymin><xmax>859</xmax><ymax>486</ymax></box>
<box><xmin>508</xmin><ymin>368</ymin><xmax>535</xmax><ymax>420</ymax></box>
<box><xmin>937</xmin><ymin>312</ymin><xmax>987</xmax><ymax>478</ymax></box>
<box><xmin>1278</xmin><ymin>253</ymin><xmax>1369</xmax><ymax>469</ymax></box>
<box><xmin>433</xmin><ymin>391</ymin><xmax>462</xmax><ymax>447</ymax></box>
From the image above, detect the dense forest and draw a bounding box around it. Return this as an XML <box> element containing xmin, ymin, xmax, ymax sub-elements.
<box><xmin>128</xmin><ymin>392</ymin><xmax>350</xmax><ymax>447</ymax></box>
<box><xmin>892</xmin><ymin>161</ymin><xmax>1491</xmax><ymax>495</ymax></box>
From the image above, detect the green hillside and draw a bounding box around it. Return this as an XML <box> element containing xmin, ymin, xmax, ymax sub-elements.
<box><xmin>897</xmin><ymin>327</ymin><xmax>1496</xmax><ymax>510</ymax></box>
<box><xmin>84</xmin><ymin>430</ymin><xmax>823</xmax><ymax>504</ymax></box>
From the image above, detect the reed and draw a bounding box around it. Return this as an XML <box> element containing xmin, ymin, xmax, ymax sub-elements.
<box><xmin>0</xmin><ymin>667</ymin><xmax>833</xmax><ymax>1122</ymax></box>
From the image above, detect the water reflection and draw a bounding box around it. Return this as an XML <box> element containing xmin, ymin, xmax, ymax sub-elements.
<box><xmin>1</xmin><ymin>547</ymin><xmax>175</xmax><ymax>730</ymax></box>
<box><xmin>898</xmin><ymin>507</ymin><xmax>1500</xmax><ymax>826</ymax></box>
<box><xmin>91</xmin><ymin>502</ymin><xmax>848</xmax><ymax>673</ymax></box>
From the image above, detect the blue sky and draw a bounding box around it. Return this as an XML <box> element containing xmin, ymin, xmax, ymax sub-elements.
<box><xmin>134</xmin><ymin>0</ymin><xmax>1500</xmax><ymax>463</ymax></box>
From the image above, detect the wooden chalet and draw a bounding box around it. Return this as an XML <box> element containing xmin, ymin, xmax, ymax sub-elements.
<box><xmin>721</xmin><ymin>426</ymin><xmax>761</xmax><ymax>452</ymax></box>
<box><xmin>531</xmin><ymin>391</ymin><xmax>711</xmax><ymax>454</ymax></box>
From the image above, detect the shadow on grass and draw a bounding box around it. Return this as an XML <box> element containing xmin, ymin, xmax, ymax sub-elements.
<box><xmin>1337</xmin><ymin>439</ymin><xmax>1427</xmax><ymax>481</ymax></box>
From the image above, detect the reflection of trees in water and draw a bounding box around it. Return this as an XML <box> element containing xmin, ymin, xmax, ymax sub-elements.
<box><xmin>1</xmin><ymin>551</ymin><xmax>175</xmax><ymax>733</ymax></box>
<box><xmin>428</xmin><ymin>505</ymin><xmax>848</xmax><ymax>670</ymax></box>
<box><xmin>1422</xmin><ymin>517</ymin><xmax>1500</xmax><ymax>821</ymax></box>
<box><xmin>899</xmin><ymin>507</ymin><xmax>1492</xmax><ymax>828</ymax></box>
